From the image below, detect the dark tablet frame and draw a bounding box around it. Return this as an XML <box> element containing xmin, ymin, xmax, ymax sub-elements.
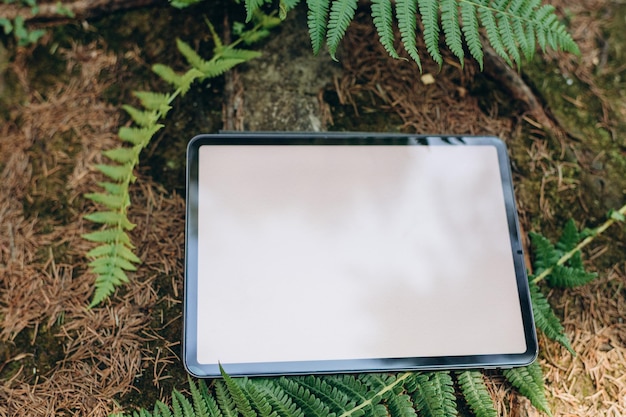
<box><xmin>184</xmin><ymin>132</ymin><xmax>537</xmax><ymax>378</ymax></box>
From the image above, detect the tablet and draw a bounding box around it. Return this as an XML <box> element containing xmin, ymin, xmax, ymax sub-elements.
<box><xmin>184</xmin><ymin>133</ymin><xmax>537</xmax><ymax>378</ymax></box>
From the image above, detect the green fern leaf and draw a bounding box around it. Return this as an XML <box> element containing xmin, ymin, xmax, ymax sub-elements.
<box><xmin>216</xmin><ymin>47</ymin><xmax>263</xmax><ymax>61</ymax></box>
<box><xmin>82</xmin><ymin>229</ymin><xmax>132</xmax><ymax>245</ymax></box>
<box><xmin>410</xmin><ymin>372</ymin><xmax>457</xmax><ymax>417</ymax></box>
<box><xmin>96</xmin><ymin>163</ymin><xmax>133</xmax><ymax>182</ymax></box>
<box><xmin>306</xmin><ymin>0</ymin><xmax>330</xmax><ymax>55</ymax></box>
<box><xmin>219</xmin><ymin>366</ymin><xmax>257</xmax><ymax>417</ymax></box>
<box><xmin>529</xmin><ymin>231</ymin><xmax>560</xmax><ymax>274</ymax></box>
<box><xmin>215</xmin><ymin>380</ymin><xmax>241</xmax><ymax>417</ymax></box>
<box><xmin>179</xmin><ymin>68</ymin><xmax>205</xmax><ymax>94</ymax></box>
<box><xmin>326</xmin><ymin>375</ymin><xmax>382</xmax><ymax>416</ymax></box>
<box><xmin>89</xmin><ymin>255</ymin><xmax>138</xmax><ymax>272</ymax></box>
<box><xmin>83</xmin><ymin>211</ymin><xmax>135</xmax><ymax>230</ymax></box>
<box><xmin>556</xmin><ymin>219</ymin><xmax>579</xmax><ymax>252</ymax></box>
<box><xmin>90</xmin><ymin>266</ymin><xmax>129</xmax><ymax>306</ymax></box>
<box><xmin>102</xmin><ymin>147</ymin><xmax>139</xmax><ymax>164</ymax></box>
<box><xmin>240</xmin><ymin>380</ymin><xmax>276</xmax><ymax>417</ymax></box>
<box><xmin>187</xmin><ymin>377</ymin><xmax>211</xmax><ymax>417</ymax></box>
<box><xmin>478</xmin><ymin>5</ymin><xmax>512</xmax><ymax>66</ymax></box>
<box><xmin>177</xmin><ymin>39</ymin><xmax>211</xmax><ymax>72</ymax></box>
<box><xmin>547</xmin><ymin>265</ymin><xmax>597</xmax><ymax>288</ymax></box>
<box><xmin>503</xmin><ymin>363</ymin><xmax>552</xmax><ymax>417</ymax></box>
<box><xmin>133</xmin><ymin>91</ymin><xmax>172</xmax><ymax>112</ymax></box>
<box><xmin>441</xmin><ymin>0</ymin><xmax>464</xmax><ymax>65</ymax></box>
<box><xmin>118</xmin><ymin>124</ymin><xmax>164</xmax><ymax>147</ymax></box>
<box><xmin>201</xmin><ymin>59</ymin><xmax>247</xmax><ymax>78</ymax></box>
<box><xmin>386</xmin><ymin>392</ymin><xmax>417</xmax><ymax>417</ymax></box>
<box><xmin>96</xmin><ymin>181</ymin><xmax>126</xmax><ymax>197</ymax></box>
<box><xmin>371</xmin><ymin>0</ymin><xmax>400</xmax><ymax>59</ymax></box>
<box><xmin>173</xmin><ymin>389</ymin><xmax>196</xmax><ymax>417</ymax></box>
<box><xmin>122</xmin><ymin>104</ymin><xmax>159</xmax><ymax>127</ymax></box>
<box><xmin>460</xmin><ymin>1</ymin><xmax>483</xmax><ymax>69</ymax></box>
<box><xmin>417</xmin><ymin>0</ymin><xmax>442</xmax><ymax>66</ymax></box>
<box><xmin>456</xmin><ymin>371</ymin><xmax>496</xmax><ymax>417</ymax></box>
<box><xmin>326</xmin><ymin>0</ymin><xmax>358</xmax><ymax>60</ymax></box>
<box><xmin>277</xmin><ymin>378</ymin><xmax>332</xmax><ymax>417</ymax></box>
<box><xmin>254</xmin><ymin>379</ymin><xmax>305</xmax><ymax>417</ymax></box>
<box><xmin>152</xmin><ymin>63</ymin><xmax>184</xmax><ymax>87</ymax></box>
<box><xmin>84</xmin><ymin>192</ymin><xmax>128</xmax><ymax>210</ymax></box>
<box><xmin>511</xmin><ymin>16</ymin><xmax>530</xmax><ymax>60</ymax></box>
<box><xmin>396</xmin><ymin>0</ymin><xmax>422</xmax><ymax>70</ymax></box>
<box><xmin>155</xmin><ymin>401</ymin><xmax>175</xmax><ymax>417</ymax></box>
<box><xmin>497</xmin><ymin>12</ymin><xmax>521</xmax><ymax>66</ymax></box>
<box><xmin>529</xmin><ymin>280</ymin><xmax>575</xmax><ymax>354</ymax></box>
<box><xmin>245</xmin><ymin>0</ymin><xmax>267</xmax><ymax>22</ymax></box>
<box><xmin>298</xmin><ymin>376</ymin><xmax>356</xmax><ymax>415</ymax></box>
<box><xmin>86</xmin><ymin>243</ymin><xmax>141</xmax><ymax>263</ymax></box>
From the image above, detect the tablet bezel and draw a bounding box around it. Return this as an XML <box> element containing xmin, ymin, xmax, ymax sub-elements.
<box><xmin>184</xmin><ymin>133</ymin><xmax>537</xmax><ymax>378</ymax></box>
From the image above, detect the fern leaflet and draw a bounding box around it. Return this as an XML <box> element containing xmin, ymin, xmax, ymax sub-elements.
<box><xmin>371</xmin><ymin>0</ymin><xmax>400</xmax><ymax>59</ymax></box>
<box><xmin>307</xmin><ymin>0</ymin><xmax>330</xmax><ymax>54</ymax></box>
<box><xmin>456</xmin><ymin>371</ymin><xmax>496</xmax><ymax>417</ymax></box>
<box><xmin>441</xmin><ymin>0</ymin><xmax>464</xmax><ymax>65</ymax></box>
<box><xmin>529</xmin><ymin>280</ymin><xmax>575</xmax><ymax>354</ymax></box>
<box><xmin>503</xmin><ymin>363</ymin><xmax>552</xmax><ymax>417</ymax></box>
<box><xmin>418</xmin><ymin>0</ymin><xmax>443</xmax><ymax>66</ymax></box>
<box><xmin>327</xmin><ymin>0</ymin><xmax>358</xmax><ymax>60</ymax></box>
<box><xmin>396</xmin><ymin>0</ymin><xmax>422</xmax><ymax>70</ymax></box>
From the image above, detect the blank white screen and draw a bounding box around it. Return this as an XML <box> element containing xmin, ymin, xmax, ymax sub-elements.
<box><xmin>196</xmin><ymin>145</ymin><xmax>526</xmax><ymax>365</ymax></box>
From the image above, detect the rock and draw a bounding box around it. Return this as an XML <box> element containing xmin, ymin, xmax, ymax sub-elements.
<box><xmin>236</xmin><ymin>6</ymin><xmax>341</xmax><ymax>132</ymax></box>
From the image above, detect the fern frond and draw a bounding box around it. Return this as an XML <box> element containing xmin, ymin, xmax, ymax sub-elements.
<box><xmin>459</xmin><ymin>1</ymin><xmax>483</xmax><ymax>69</ymax></box>
<box><xmin>326</xmin><ymin>0</ymin><xmax>358</xmax><ymax>60</ymax></box>
<box><xmin>83</xmin><ymin>229</ymin><xmax>132</xmax><ymax>245</ymax></box>
<box><xmin>215</xmin><ymin>380</ymin><xmax>240</xmax><ymax>417</ymax></box>
<box><xmin>496</xmin><ymin>12</ymin><xmax>521</xmax><ymax>66</ymax></box>
<box><xmin>96</xmin><ymin>163</ymin><xmax>134</xmax><ymax>182</ymax></box>
<box><xmin>255</xmin><ymin>379</ymin><xmax>305</xmax><ymax>417</ymax></box>
<box><xmin>396</xmin><ymin>0</ymin><xmax>422</xmax><ymax>70</ymax></box>
<box><xmin>84</xmin><ymin>191</ymin><xmax>128</xmax><ymax>210</ymax></box>
<box><xmin>173</xmin><ymin>389</ymin><xmax>197</xmax><ymax>417</ymax></box>
<box><xmin>440</xmin><ymin>0</ymin><xmax>464</xmax><ymax>65</ymax></box>
<box><xmin>307</xmin><ymin>0</ymin><xmax>330</xmax><ymax>54</ymax></box>
<box><xmin>240</xmin><ymin>380</ymin><xmax>276</xmax><ymax>417</ymax></box>
<box><xmin>83</xmin><ymin>211</ymin><xmax>135</xmax><ymax>230</ymax></box>
<box><xmin>371</xmin><ymin>0</ymin><xmax>400</xmax><ymax>59</ymax></box>
<box><xmin>410</xmin><ymin>372</ymin><xmax>456</xmax><ymax>417</ymax></box>
<box><xmin>122</xmin><ymin>104</ymin><xmax>159</xmax><ymax>127</ymax></box>
<box><xmin>456</xmin><ymin>371</ymin><xmax>496</xmax><ymax>417</ymax></box>
<box><xmin>417</xmin><ymin>0</ymin><xmax>442</xmax><ymax>66</ymax></box>
<box><xmin>133</xmin><ymin>91</ymin><xmax>172</xmax><ymax>112</ymax></box>
<box><xmin>187</xmin><ymin>377</ymin><xmax>211</xmax><ymax>417</ymax></box>
<box><xmin>216</xmin><ymin>47</ymin><xmax>263</xmax><ymax>61</ymax></box>
<box><xmin>245</xmin><ymin>0</ymin><xmax>268</xmax><ymax>22</ymax></box>
<box><xmin>529</xmin><ymin>280</ymin><xmax>575</xmax><ymax>354</ymax></box>
<box><xmin>201</xmin><ymin>59</ymin><xmax>247</xmax><ymax>78</ymax></box>
<box><xmin>277</xmin><ymin>378</ymin><xmax>332</xmax><ymax>417</ymax></box>
<box><xmin>547</xmin><ymin>265</ymin><xmax>597</xmax><ymax>288</ymax></box>
<box><xmin>556</xmin><ymin>219</ymin><xmax>579</xmax><ymax>252</ymax></box>
<box><xmin>86</xmin><ymin>243</ymin><xmax>141</xmax><ymax>263</ymax></box>
<box><xmin>118</xmin><ymin>125</ymin><xmax>164</xmax><ymax>146</ymax></box>
<box><xmin>503</xmin><ymin>363</ymin><xmax>552</xmax><ymax>417</ymax></box>
<box><xmin>152</xmin><ymin>63</ymin><xmax>184</xmax><ymax>87</ymax></box>
<box><xmin>220</xmin><ymin>366</ymin><xmax>257</xmax><ymax>417</ymax></box>
<box><xmin>102</xmin><ymin>147</ymin><xmax>140</xmax><ymax>165</ymax></box>
<box><xmin>529</xmin><ymin>231</ymin><xmax>560</xmax><ymax>274</ymax></box>
<box><xmin>478</xmin><ymin>5</ymin><xmax>512</xmax><ymax>66</ymax></box>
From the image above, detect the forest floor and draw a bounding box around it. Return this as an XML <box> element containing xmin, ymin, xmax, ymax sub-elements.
<box><xmin>0</xmin><ymin>1</ymin><xmax>625</xmax><ymax>416</ymax></box>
